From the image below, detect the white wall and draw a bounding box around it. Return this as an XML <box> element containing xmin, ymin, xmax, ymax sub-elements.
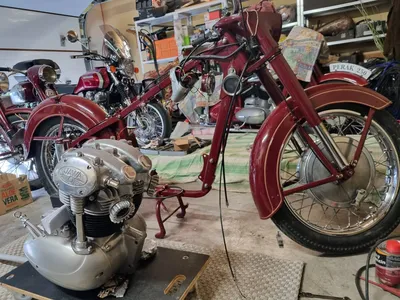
<box><xmin>0</xmin><ymin>0</ymin><xmax>93</xmax><ymax>17</ymax></box>
<box><xmin>0</xmin><ymin>6</ymin><xmax>87</xmax><ymax>87</ymax></box>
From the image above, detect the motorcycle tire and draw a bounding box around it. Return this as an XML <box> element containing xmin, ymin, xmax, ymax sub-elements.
<box><xmin>3</xmin><ymin>114</ymin><xmax>42</xmax><ymax>191</ymax></box>
<box><xmin>34</xmin><ymin>118</ymin><xmax>87</xmax><ymax>196</ymax></box>
<box><xmin>271</xmin><ymin>104</ymin><xmax>400</xmax><ymax>254</ymax></box>
<box><xmin>134</xmin><ymin>101</ymin><xmax>172</xmax><ymax>146</ymax></box>
<box><xmin>149</xmin><ymin>101</ymin><xmax>172</xmax><ymax>138</ymax></box>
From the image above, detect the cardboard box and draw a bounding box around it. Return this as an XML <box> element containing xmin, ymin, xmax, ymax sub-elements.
<box><xmin>173</xmin><ymin>135</ymin><xmax>201</xmax><ymax>151</ymax></box>
<box><xmin>0</xmin><ymin>173</ymin><xmax>33</xmax><ymax>216</ymax></box>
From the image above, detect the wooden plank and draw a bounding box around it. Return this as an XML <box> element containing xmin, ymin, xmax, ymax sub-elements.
<box><xmin>0</xmin><ymin>247</ymin><xmax>210</xmax><ymax>300</ymax></box>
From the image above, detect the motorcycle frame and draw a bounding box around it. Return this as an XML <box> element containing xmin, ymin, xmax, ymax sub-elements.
<box><xmin>48</xmin><ymin>12</ymin><xmax>372</xmax><ymax>201</ymax></box>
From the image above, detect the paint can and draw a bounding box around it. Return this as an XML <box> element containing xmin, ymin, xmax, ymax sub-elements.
<box><xmin>375</xmin><ymin>240</ymin><xmax>400</xmax><ymax>286</ymax></box>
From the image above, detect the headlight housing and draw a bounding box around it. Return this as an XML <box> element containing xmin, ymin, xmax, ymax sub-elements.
<box><xmin>9</xmin><ymin>84</ymin><xmax>26</xmax><ymax>105</ymax></box>
<box><xmin>0</xmin><ymin>72</ymin><xmax>9</xmax><ymax>93</ymax></box>
<box><xmin>121</xmin><ymin>60</ymin><xmax>134</xmax><ymax>77</ymax></box>
<box><xmin>39</xmin><ymin>65</ymin><xmax>57</xmax><ymax>83</ymax></box>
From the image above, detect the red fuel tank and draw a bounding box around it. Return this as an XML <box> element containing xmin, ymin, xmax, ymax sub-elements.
<box><xmin>73</xmin><ymin>67</ymin><xmax>110</xmax><ymax>94</ymax></box>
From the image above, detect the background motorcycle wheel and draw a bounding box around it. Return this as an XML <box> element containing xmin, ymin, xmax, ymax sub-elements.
<box><xmin>34</xmin><ymin>118</ymin><xmax>87</xmax><ymax>196</ymax></box>
<box><xmin>133</xmin><ymin>102</ymin><xmax>172</xmax><ymax>146</ymax></box>
<box><xmin>271</xmin><ymin>104</ymin><xmax>400</xmax><ymax>254</ymax></box>
<box><xmin>0</xmin><ymin>114</ymin><xmax>42</xmax><ymax>190</ymax></box>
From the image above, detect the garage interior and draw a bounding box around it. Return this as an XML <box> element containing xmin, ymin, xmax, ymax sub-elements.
<box><xmin>0</xmin><ymin>0</ymin><xmax>399</xmax><ymax>299</ymax></box>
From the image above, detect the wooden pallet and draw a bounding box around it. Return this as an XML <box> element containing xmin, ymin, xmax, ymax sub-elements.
<box><xmin>0</xmin><ymin>247</ymin><xmax>210</xmax><ymax>300</ymax></box>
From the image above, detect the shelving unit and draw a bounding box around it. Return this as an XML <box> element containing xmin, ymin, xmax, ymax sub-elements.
<box><xmin>326</xmin><ymin>33</ymin><xmax>386</xmax><ymax>46</ymax></box>
<box><xmin>132</xmin><ymin>0</ymin><xmax>228</xmax><ymax>73</ymax></box>
<box><xmin>132</xmin><ymin>0</ymin><xmax>389</xmax><ymax>74</ymax></box>
<box><xmin>303</xmin><ymin>0</ymin><xmax>388</xmax><ymax>17</ymax></box>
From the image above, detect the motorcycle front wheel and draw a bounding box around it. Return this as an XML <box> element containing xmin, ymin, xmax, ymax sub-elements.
<box><xmin>272</xmin><ymin>104</ymin><xmax>400</xmax><ymax>254</ymax></box>
<box><xmin>129</xmin><ymin>102</ymin><xmax>172</xmax><ymax>146</ymax></box>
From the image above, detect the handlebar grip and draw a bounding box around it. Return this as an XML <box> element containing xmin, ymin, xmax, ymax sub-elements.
<box><xmin>0</xmin><ymin>67</ymin><xmax>10</xmax><ymax>72</ymax></box>
<box><xmin>192</xmin><ymin>32</ymin><xmax>211</xmax><ymax>47</ymax></box>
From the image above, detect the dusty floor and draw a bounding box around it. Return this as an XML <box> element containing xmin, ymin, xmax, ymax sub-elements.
<box><xmin>0</xmin><ymin>184</ymin><xmax>398</xmax><ymax>300</ymax></box>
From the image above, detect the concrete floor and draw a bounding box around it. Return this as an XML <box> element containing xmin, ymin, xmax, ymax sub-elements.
<box><xmin>0</xmin><ymin>183</ymin><xmax>398</xmax><ymax>300</ymax></box>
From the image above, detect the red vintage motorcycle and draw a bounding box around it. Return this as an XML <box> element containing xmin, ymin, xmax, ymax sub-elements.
<box><xmin>67</xmin><ymin>26</ymin><xmax>172</xmax><ymax>146</ymax></box>
<box><xmin>0</xmin><ymin>62</ymin><xmax>60</xmax><ymax>190</ymax></box>
<box><xmin>23</xmin><ymin>1</ymin><xmax>400</xmax><ymax>254</ymax></box>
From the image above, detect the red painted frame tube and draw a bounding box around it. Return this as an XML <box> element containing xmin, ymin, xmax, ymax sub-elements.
<box><xmin>283</xmin><ymin>175</ymin><xmax>337</xmax><ymax>196</ymax></box>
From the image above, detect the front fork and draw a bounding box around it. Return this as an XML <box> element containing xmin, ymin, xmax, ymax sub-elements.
<box><xmin>108</xmin><ymin>68</ymin><xmax>148</xmax><ymax>129</ymax></box>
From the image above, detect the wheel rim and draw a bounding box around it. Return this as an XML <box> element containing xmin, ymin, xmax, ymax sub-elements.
<box><xmin>40</xmin><ymin>122</ymin><xmax>86</xmax><ymax>191</ymax></box>
<box><xmin>133</xmin><ymin>104</ymin><xmax>165</xmax><ymax>145</ymax></box>
<box><xmin>281</xmin><ymin>109</ymin><xmax>400</xmax><ymax>236</ymax></box>
<box><xmin>0</xmin><ymin>118</ymin><xmax>39</xmax><ymax>182</ymax></box>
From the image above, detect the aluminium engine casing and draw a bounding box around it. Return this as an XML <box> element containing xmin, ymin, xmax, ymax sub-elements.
<box><xmin>21</xmin><ymin>139</ymin><xmax>155</xmax><ymax>291</ymax></box>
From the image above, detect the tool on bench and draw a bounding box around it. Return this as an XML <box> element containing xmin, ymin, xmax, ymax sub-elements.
<box><xmin>299</xmin><ymin>292</ymin><xmax>351</xmax><ymax>300</ymax></box>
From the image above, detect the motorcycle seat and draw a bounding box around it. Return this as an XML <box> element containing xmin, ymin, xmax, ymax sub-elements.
<box><xmin>13</xmin><ymin>59</ymin><xmax>61</xmax><ymax>78</ymax></box>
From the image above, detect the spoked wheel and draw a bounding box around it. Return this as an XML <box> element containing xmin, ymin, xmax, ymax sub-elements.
<box><xmin>272</xmin><ymin>104</ymin><xmax>400</xmax><ymax>254</ymax></box>
<box><xmin>0</xmin><ymin>114</ymin><xmax>41</xmax><ymax>190</ymax></box>
<box><xmin>130</xmin><ymin>102</ymin><xmax>172</xmax><ymax>146</ymax></box>
<box><xmin>34</xmin><ymin>118</ymin><xmax>87</xmax><ymax>195</ymax></box>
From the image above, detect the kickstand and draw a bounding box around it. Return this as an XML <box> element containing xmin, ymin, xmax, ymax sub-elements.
<box><xmin>155</xmin><ymin>193</ymin><xmax>188</xmax><ymax>239</ymax></box>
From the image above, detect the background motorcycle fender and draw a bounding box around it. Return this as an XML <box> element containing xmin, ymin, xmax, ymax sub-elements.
<box><xmin>250</xmin><ymin>85</ymin><xmax>391</xmax><ymax>219</ymax></box>
<box><xmin>318</xmin><ymin>71</ymin><xmax>369</xmax><ymax>86</ymax></box>
<box><xmin>23</xmin><ymin>95</ymin><xmax>107</xmax><ymax>159</ymax></box>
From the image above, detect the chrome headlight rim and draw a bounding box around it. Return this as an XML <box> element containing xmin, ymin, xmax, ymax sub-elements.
<box><xmin>121</xmin><ymin>60</ymin><xmax>135</xmax><ymax>78</ymax></box>
<box><xmin>38</xmin><ymin>65</ymin><xmax>57</xmax><ymax>83</ymax></box>
<box><xmin>0</xmin><ymin>72</ymin><xmax>9</xmax><ymax>93</ymax></box>
<box><xmin>9</xmin><ymin>84</ymin><xmax>25</xmax><ymax>105</ymax></box>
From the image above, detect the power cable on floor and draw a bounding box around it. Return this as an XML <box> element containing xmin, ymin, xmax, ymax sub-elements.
<box><xmin>218</xmin><ymin>59</ymin><xmax>250</xmax><ymax>299</ymax></box>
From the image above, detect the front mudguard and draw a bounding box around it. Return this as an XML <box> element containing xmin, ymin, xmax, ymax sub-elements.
<box><xmin>318</xmin><ymin>71</ymin><xmax>369</xmax><ymax>86</ymax></box>
<box><xmin>24</xmin><ymin>94</ymin><xmax>108</xmax><ymax>158</ymax></box>
<box><xmin>250</xmin><ymin>85</ymin><xmax>391</xmax><ymax>219</ymax></box>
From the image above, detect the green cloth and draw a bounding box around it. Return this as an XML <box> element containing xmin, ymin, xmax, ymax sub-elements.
<box><xmin>149</xmin><ymin>133</ymin><xmax>256</xmax><ymax>193</ymax></box>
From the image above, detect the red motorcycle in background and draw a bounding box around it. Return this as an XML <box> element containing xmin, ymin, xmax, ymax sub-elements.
<box><xmin>67</xmin><ymin>25</ymin><xmax>172</xmax><ymax>146</ymax></box>
<box><xmin>21</xmin><ymin>0</ymin><xmax>400</xmax><ymax>254</ymax></box>
<box><xmin>0</xmin><ymin>61</ymin><xmax>60</xmax><ymax>190</ymax></box>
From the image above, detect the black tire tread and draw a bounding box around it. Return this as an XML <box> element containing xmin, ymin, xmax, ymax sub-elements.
<box><xmin>148</xmin><ymin>101</ymin><xmax>172</xmax><ymax>139</ymax></box>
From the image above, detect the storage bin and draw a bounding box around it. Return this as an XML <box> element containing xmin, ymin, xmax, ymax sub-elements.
<box><xmin>155</xmin><ymin>37</ymin><xmax>178</xmax><ymax>59</ymax></box>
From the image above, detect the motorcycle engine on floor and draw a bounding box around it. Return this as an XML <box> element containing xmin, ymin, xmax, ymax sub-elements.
<box><xmin>15</xmin><ymin>139</ymin><xmax>158</xmax><ymax>291</ymax></box>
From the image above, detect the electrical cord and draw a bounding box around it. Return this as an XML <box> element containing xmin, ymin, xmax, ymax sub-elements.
<box><xmin>218</xmin><ymin>58</ymin><xmax>251</xmax><ymax>299</ymax></box>
<box><xmin>139</xmin><ymin>29</ymin><xmax>160</xmax><ymax>77</ymax></box>
<box><xmin>355</xmin><ymin>235</ymin><xmax>400</xmax><ymax>300</ymax></box>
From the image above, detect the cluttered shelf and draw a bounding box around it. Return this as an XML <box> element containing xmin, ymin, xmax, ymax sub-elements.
<box><xmin>134</xmin><ymin>0</ymin><xmax>226</xmax><ymax>27</ymax></box>
<box><xmin>303</xmin><ymin>0</ymin><xmax>389</xmax><ymax>17</ymax></box>
<box><xmin>327</xmin><ymin>33</ymin><xmax>386</xmax><ymax>46</ymax></box>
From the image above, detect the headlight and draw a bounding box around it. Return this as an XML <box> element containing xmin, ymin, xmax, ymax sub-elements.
<box><xmin>0</xmin><ymin>72</ymin><xmax>9</xmax><ymax>93</ymax></box>
<box><xmin>38</xmin><ymin>65</ymin><xmax>57</xmax><ymax>83</ymax></box>
<box><xmin>121</xmin><ymin>60</ymin><xmax>134</xmax><ymax>77</ymax></box>
<box><xmin>9</xmin><ymin>84</ymin><xmax>26</xmax><ymax>105</ymax></box>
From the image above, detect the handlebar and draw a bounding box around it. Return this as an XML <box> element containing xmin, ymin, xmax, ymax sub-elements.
<box><xmin>70</xmin><ymin>53</ymin><xmax>107</xmax><ymax>61</ymax></box>
<box><xmin>191</xmin><ymin>31</ymin><xmax>220</xmax><ymax>47</ymax></box>
<box><xmin>0</xmin><ymin>67</ymin><xmax>11</xmax><ymax>72</ymax></box>
<box><xmin>70</xmin><ymin>54</ymin><xmax>94</xmax><ymax>59</ymax></box>
<box><xmin>192</xmin><ymin>32</ymin><xmax>212</xmax><ymax>47</ymax></box>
